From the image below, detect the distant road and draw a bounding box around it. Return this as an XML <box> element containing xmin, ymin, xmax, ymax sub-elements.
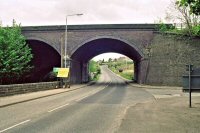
<box><xmin>0</xmin><ymin>65</ymin><xmax>154</xmax><ymax>133</ymax></box>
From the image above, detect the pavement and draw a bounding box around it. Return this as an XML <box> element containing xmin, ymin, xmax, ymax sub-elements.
<box><xmin>0</xmin><ymin>82</ymin><xmax>94</xmax><ymax>108</ymax></box>
<box><xmin>117</xmin><ymin>96</ymin><xmax>200</xmax><ymax>133</ymax></box>
<box><xmin>128</xmin><ymin>83</ymin><xmax>200</xmax><ymax>99</ymax></box>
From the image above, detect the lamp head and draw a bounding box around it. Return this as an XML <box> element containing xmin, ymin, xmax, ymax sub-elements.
<box><xmin>77</xmin><ymin>14</ymin><xmax>83</xmax><ymax>16</ymax></box>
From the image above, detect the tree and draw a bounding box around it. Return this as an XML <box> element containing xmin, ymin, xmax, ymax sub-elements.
<box><xmin>177</xmin><ymin>0</ymin><xmax>200</xmax><ymax>15</ymax></box>
<box><xmin>0</xmin><ymin>20</ymin><xmax>33</xmax><ymax>84</ymax></box>
<box><xmin>165</xmin><ymin>0</ymin><xmax>200</xmax><ymax>36</ymax></box>
<box><xmin>89</xmin><ymin>60</ymin><xmax>96</xmax><ymax>73</ymax></box>
<box><xmin>108</xmin><ymin>58</ymin><xmax>112</xmax><ymax>62</ymax></box>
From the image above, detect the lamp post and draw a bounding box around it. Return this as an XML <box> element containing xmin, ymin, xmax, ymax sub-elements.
<box><xmin>62</xmin><ymin>13</ymin><xmax>83</xmax><ymax>88</ymax></box>
<box><xmin>64</xmin><ymin>13</ymin><xmax>83</xmax><ymax>68</ymax></box>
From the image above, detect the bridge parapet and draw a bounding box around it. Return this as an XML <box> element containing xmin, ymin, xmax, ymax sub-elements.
<box><xmin>22</xmin><ymin>24</ymin><xmax>161</xmax><ymax>32</ymax></box>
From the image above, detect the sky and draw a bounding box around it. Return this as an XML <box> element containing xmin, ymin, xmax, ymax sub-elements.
<box><xmin>92</xmin><ymin>53</ymin><xmax>125</xmax><ymax>61</ymax></box>
<box><xmin>0</xmin><ymin>0</ymin><xmax>172</xmax><ymax>61</ymax></box>
<box><xmin>0</xmin><ymin>0</ymin><xmax>171</xmax><ymax>26</ymax></box>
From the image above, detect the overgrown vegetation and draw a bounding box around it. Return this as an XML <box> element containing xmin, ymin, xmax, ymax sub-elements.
<box><xmin>158</xmin><ymin>0</ymin><xmax>200</xmax><ymax>37</ymax></box>
<box><xmin>89</xmin><ymin>60</ymin><xmax>101</xmax><ymax>81</ymax></box>
<box><xmin>158</xmin><ymin>22</ymin><xmax>200</xmax><ymax>36</ymax></box>
<box><xmin>176</xmin><ymin>0</ymin><xmax>200</xmax><ymax>15</ymax></box>
<box><xmin>0</xmin><ymin>20</ymin><xmax>33</xmax><ymax>84</ymax></box>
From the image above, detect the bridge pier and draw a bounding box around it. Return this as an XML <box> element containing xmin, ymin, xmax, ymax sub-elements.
<box><xmin>70</xmin><ymin>60</ymin><xmax>82</xmax><ymax>84</ymax></box>
<box><xmin>81</xmin><ymin>63</ymin><xmax>89</xmax><ymax>83</ymax></box>
<box><xmin>137</xmin><ymin>59</ymin><xmax>150</xmax><ymax>84</ymax></box>
<box><xmin>70</xmin><ymin>60</ymin><xmax>89</xmax><ymax>84</ymax></box>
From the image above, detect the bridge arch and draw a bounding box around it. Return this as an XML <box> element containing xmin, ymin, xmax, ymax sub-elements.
<box><xmin>25</xmin><ymin>36</ymin><xmax>60</xmax><ymax>54</ymax></box>
<box><xmin>71</xmin><ymin>36</ymin><xmax>144</xmax><ymax>59</ymax></box>
<box><xmin>71</xmin><ymin>37</ymin><xmax>145</xmax><ymax>84</ymax></box>
<box><xmin>26</xmin><ymin>39</ymin><xmax>61</xmax><ymax>82</ymax></box>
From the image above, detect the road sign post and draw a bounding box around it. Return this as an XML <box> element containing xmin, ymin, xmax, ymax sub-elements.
<box><xmin>186</xmin><ymin>64</ymin><xmax>193</xmax><ymax>108</ymax></box>
<box><xmin>53</xmin><ymin>67</ymin><xmax>70</xmax><ymax>88</ymax></box>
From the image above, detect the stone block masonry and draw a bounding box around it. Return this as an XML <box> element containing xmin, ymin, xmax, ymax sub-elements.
<box><xmin>0</xmin><ymin>81</ymin><xmax>59</xmax><ymax>97</ymax></box>
<box><xmin>22</xmin><ymin>24</ymin><xmax>157</xmax><ymax>84</ymax></box>
<box><xmin>146</xmin><ymin>33</ymin><xmax>200</xmax><ymax>86</ymax></box>
<box><xmin>21</xmin><ymin>24</ymin><xmax>200</xmax><ymax>86</ymax></box>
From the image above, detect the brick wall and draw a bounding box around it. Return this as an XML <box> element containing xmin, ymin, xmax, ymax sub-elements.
<box><xmin>0</xmin><ymin>81</ymin><xmax>59</xmax><ymax>96</ymax></box>
<box><xmin>146</xmin><ymin>33</ymin><xmax>200</xmax><ymax>86</ymax></box>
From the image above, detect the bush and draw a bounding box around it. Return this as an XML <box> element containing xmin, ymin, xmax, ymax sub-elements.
<box><xmin>97</xmin><ymin>68</ymin><xmax>101</xmax><ymax>74</ymax></box>
<box><xmin>118</xmin><ymin>69</ymin><xmax>123</xmax><ymax>73</ymax></box>
<box><xmin>89</xmin><ymin>60</ymin><xmax>101</xmax><ymax>81</ymax></box>
<box><xmin>192</xmin><ymin>25</ymin><xmax>200</xmax><ymax>36</ymax></box>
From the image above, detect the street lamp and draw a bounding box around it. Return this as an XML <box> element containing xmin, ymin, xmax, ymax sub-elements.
<box><xmin>62</xmin><ymin>13</ymin><xmax>83</xmax><ymax>88</ymax></box>
<box><xmin>64</xmin><ymin>13</ymin><xmax>83</xmax><ymax>68</ymax></box>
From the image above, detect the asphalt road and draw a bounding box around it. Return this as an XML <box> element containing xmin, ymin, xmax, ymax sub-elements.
<box><xmin>0</xmin><ymin>66</ymin><xmax>154</xmax><ymax>133</ymax></box>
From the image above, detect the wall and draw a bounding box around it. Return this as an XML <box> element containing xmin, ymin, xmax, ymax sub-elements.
<box><xmin>0</xmin><ymin>81</ymin><xmax>59</xmax><ymax>96</ymax></box>
<box><xmin>147</xmin><ymin>33</ymin><xmax>200</xmax><ymax>86</ymax></box>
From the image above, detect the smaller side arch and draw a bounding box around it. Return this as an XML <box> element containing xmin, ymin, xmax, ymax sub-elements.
<box><xmin>25</xmin><ymin>36</ymin><xmax>60</xmax><ymax>54</ymax></box>
<box><xmin>25</xmin><ymin>39</ymin><xmax>61</xmax><ymax>82</ymax></box>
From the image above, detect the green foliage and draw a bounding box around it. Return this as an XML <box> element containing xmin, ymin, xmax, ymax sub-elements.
<box><xmin>171</xmin><ymin>25</ymin><xmax>200</xmax><ymax>36</ymax></box>
<box><xmin>177</xmin><ymin>0</ymin><xmax>200</xmax><ymax>15</ymax></box>
<box><xmin>192</xmin><ymin>25</ymin><xmax>200</xmax><ymax>36</ymax></box>
<box><xmin>162</xmin><ymin>1</ymin><xmax>199</xmax><ymax>37</ymax></box>
<box><xmin>158</xmin><ymin>23</ymin><xmax>168</xmax><ymax>32</ymax></box>
<box><xmin>157</xmin><ymin>21</ymin><xmax>200</xmax><ymax>37</ymax></box>
<box><xmin>0</xmin><ymin>20</ymin><xmax>33</xmax><ymax>84</ymax></box>
<box><xmin>157</xmin><ymin>23</ymin><xmax>175</xmax><ymax>32</ymax></box>
<box><xmin>89</xmin><ymin>60</ymin><xmax>101</xmax><ymax>81</ymax></box>
<box><xmin>108</xmin><ymin>58</ymin><xmax>112</xmax><ymax>62</ymax></box>
<box><xmin>120</xmin><ymin>72</ymin><xmax>133</xmax><ymax>80</ymax></box>
<box><xmin>89</xmin><ymin>60</ymin><xmax>97</xmax><ymax>73</ymax></box>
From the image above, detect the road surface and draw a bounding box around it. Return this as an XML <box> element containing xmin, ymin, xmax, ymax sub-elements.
<box><xmin>0</xmin><ymin>66</ymin><xmax>154</xmax><ymax>133</ymax></box>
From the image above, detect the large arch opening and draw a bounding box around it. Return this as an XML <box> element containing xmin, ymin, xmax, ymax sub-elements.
<box><xmin>71</xmin><ymin>38</ymin><xmax>144</xmax><ymax>84</ymax></box>
<box><xmin>25</xmin><ymin>40</ymin><xmax>61</xmax><ymax>83</ymax></box>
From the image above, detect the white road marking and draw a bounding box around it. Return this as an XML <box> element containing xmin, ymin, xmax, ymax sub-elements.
<box><xmin>48</xmin><ymin>103</ymin><xmax>69</xmax><ymax>113</ymax></box>
<box><xmin>0</xmin><ymin>119</ymin><xmax>30</xmax><ymax>133</ymax></box>
<box><xmin>48</xmin><ymin>82</ymin><xmax>111</xmax><ymax>112</ymax></box>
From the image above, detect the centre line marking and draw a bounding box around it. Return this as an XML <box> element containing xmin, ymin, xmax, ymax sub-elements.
<box><xmin>0</xmin><ymin>119</ymin><xmax>30</xmax><ymax>133</ymax></box>
<box><xmin>48</xmin><ymin>103</ymin><xmax>69</xmax><ymax>113</ymax></box>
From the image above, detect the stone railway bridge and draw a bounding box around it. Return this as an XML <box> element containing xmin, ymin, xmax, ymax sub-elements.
<box><xmin>22</xmin><ymin>24</ymin><xmax>154</xmax><ymax>84</ymax></box>
<box><xmin>21</xmin><ymin>24</ymin><xmax>168</xmax><ymax>85</ymax></box>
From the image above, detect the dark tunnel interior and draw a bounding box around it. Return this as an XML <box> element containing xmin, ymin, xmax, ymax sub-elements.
<box><xmin>71</xmin><ymin>38</ymin><xmax>143</xmax><ymax>63</ymax></box>
<box><xmin>26</xmin><ymin>40</ymin><xmax>61</xmax><ymax>82</ymax></box>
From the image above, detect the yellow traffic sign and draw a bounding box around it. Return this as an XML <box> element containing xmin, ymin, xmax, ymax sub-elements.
<box><xmin>57</xmin><ymin>68</ymin><xmax>70</xmax><ymax>78</ymax></box>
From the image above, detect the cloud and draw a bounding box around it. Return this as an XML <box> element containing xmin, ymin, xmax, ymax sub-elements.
<box><xmin>0</xmin><ymin>0</ymin><xmax>171</xmax><ymax>26</ymax></box>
